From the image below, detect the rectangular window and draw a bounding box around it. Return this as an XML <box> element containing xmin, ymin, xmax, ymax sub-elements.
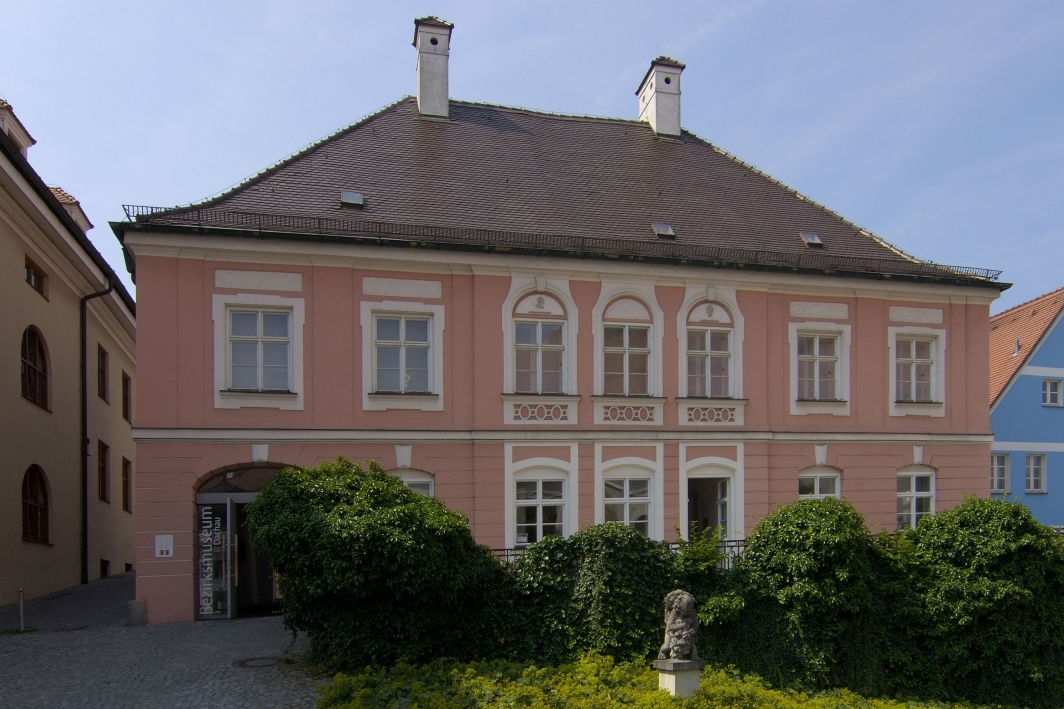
<box><xmin>374</xmin><ymin>316</ymin><xmax>431</xmax><ymax>393</ymax></box>
<box><xmin>687</xmin><ymin>329</ymin><xmax>730</xmax><ymax>397</ymax></box>
<box><xmin>603</xmin><ymin>477</ymin><xmax>651</xmax><ymax>535</ymax></box>
<box><xmin>896</xmin><ymin>337</ymin><xmax>935</xmax><ymax>402</ymax></box>
<box><xmin>25</xmin><ymin>258</ymin><xmax>46</xmax><ymax>296</ymax></box>
<box><xmin>515</xmin><ymin>320</ymin><xmax>565</xmax><ymax>394</ymax></box>
<box><xmin>796</xmin><ymin>334</ymin><xmax>838</xmax><ymax>400</ymax></box>
<box><xmin>122</xmin><ymin>372</ymin><xmax>132</xmax><ymax>422</ymax></box>
<box><xmin>229</xmin><ymin>309</ymin><xmax>291</xmax><ymax>392</ymax></box>
<box><xmin>97</xmin><ymin>345</ymin><xmax>109</xmax><ymax>402</ymax></box>
<box><xmin>1026</xmin><ymin>455</ymin><xmax>1046</xmax><ymax>493</ymax></box>
<box><xmin>603</xmin><ymin>325</ymin><xmax>650</xmax><ymax>396</ymax></box>
<box><xmin>1042</xmin><ymin>380</ymin><xmax>1062</xmax><ymax>407</ymax></box>
<box><xmin>515</xmin><ymin>479</ymin><xmax>564</xmax><ymax>546</ymax></box>
<box><xmin>798</xmin><ymin>474</ymin><xmax>840</xmax><ymax>499</ymax></box>
<box><xmin>897</xmin><ymin>472</ymin><xmax>933</xmax><ymax>529</ymax></box>
<box><xmin>991</xmin><ymin>454</ymin><xmax>1009</xmax><ymax>493</ymax></box>
<box><xmin>98</xmin><ymin>441</ymin><xmax>110</xmax><ymax>502</ymax></box>
<box><xmin>121</xmin><ymin>458</ymin><xmax>132</xmax><ymax>512</ymax></box>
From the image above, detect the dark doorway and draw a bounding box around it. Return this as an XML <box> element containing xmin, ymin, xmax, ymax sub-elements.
<box><xmin>234</xmin><ymin>503</ymin><xmax>281</xmax><ymax>617</ymax></box>
<box><xmin>687</xmin><ymin>477</ymin><xmax>729</xmax><ymax>539</ymax></box>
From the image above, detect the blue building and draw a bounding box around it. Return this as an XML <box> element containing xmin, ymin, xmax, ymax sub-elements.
<box><xmin>990</xmin><ymin>287</ymin><xmax>1064</xmax><ymax>524</ymax></box>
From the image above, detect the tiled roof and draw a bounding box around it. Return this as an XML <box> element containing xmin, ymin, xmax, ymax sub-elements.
<box><xmin>126</xmin><ymin>97</ymin><xmax>1003</xmax><ymax>286</ymax></box>
<box><xmin>49</xmin><ymin>186</ymin><xmax>78</xmax><ymax>204</ymax></box>
<box><xmin>989</xmin><ymin>286</ymin><xmax>1064</xmax><ymax>405</ymax></box>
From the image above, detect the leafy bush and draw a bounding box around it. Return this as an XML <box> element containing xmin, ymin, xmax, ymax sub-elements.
<box><xmin>508</xmin><ymin>524</ymin><xmax>681</xmax><ymax>662</ymax></box>
<box><xmin>318</xmin><ymin>650</ymin><xmax>986</xmax><ymax>709</ymax></box>
<box><xmin>245</xmin><ymin>457</ymin><xmax>509</xmax><ymax>671</ymax></box>
<box><xmin>894</xmin><ymin>496</ymin><xmax>1064</xmax><ymax>707</ymax></box>
<box><xmin>700</xmin><ymin>498</ymin><xmax>891</xmax><ymax>692</ymax></box>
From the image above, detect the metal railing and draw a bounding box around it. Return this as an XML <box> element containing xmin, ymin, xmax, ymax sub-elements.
<box><xmin>121</xmin><ymin>205</ymin><xmax>1003</xmax><ymax>283</ymax></box>
<box><xmin>491</xmin><ymin>538</ymin><xmax>749</xmax><ymax>570</ymax></box>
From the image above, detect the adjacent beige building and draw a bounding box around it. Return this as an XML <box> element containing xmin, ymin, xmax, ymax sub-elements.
<box><xmin>0</xmin><ymin>100</ymin><xmax>136</xmax><ymax>606</ymax></box>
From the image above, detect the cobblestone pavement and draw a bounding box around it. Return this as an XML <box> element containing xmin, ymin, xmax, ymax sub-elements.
<box><xmin>0</xmin><ymin>575</ymin><xmax>324</xmax><ymax>708</ymax></box>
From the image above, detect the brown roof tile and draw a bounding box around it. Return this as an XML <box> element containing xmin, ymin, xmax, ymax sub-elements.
<box><xmin>989</xmin><ymin>286</ymin><xmax>1064</xmax><ymax>405</ymax></box>
<box><xmin>49</xmin><ymin>186</ymin><xmax>79</xmax><ymax>204</ymax></box>
<box><xmin>137</xmin><ymin>98</ymin><xmax>1002</xmax><ymax>285</ymax></box>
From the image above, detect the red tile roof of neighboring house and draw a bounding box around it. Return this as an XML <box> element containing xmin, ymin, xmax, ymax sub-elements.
<box><xmin>989</xmin><ymin>286</ymin><xmax>1064</xmax><ymax>406</ymax></box>
<box><xmin>118</xmin><ymin>98</ymin><xmax>1005</xmax><ymax>288</ymax></box>
<box><xmin>49</xmin><ymin>185</ymin><xmax>78</xmax><ymax>204</ymax></box>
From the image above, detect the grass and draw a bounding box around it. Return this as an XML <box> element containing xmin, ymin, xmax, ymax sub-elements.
<box><xmin>2</xmin><ymin>626</ymin><xmax>39</xmax><ymax>635</ymax></box>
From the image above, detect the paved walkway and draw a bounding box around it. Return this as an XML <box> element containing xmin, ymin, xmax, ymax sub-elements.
<box><xmin>0</xmin><ymin>574</ymin><xmax>324</xmax><ymax>708</ymax></box>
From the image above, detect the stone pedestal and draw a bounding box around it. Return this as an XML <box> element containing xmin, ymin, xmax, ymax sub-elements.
<box><xmin>653</xmin><ymin>659</ymin><xmax>704</xmax><ymax>697</ymax></box>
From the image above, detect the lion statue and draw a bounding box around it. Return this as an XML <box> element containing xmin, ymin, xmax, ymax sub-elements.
<box><xmin>657</xmin><ymin>589</ymin><xmax>699</xmax><ymax>661</ymax></box>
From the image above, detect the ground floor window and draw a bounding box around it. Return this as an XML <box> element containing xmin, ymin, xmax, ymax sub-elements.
<box><xmin>897</xmin><ymin>470</ymin><xmax>934</xmax><ymax>529</ymax></box>
<box><xmin>991</xmin><ymin>454</ymin><xmax>1008</xmax><ymax>493</ymax></box>
<box><xmin>603</xmin><ymin>477</ymin><xmax>650</xmax><ymax>535</ymax></box>
<box><xmin>798</xmin><ymin>470</ymin><xmax>840</xmax><ymax>499</ymax></box>
<box><xmin>1026</xmin><ymin>455</ymin><xmax>1046</xmax><ymax>493</ymax></box>
<box><xmin>515</xmin><ymin>479</ymin><xmax>564</xmax><ymax>546</ymax></box>
<box><xmin>22</xmin><ymin>465</ymin><xmax>48</xmax><ymax>543</ymax></box>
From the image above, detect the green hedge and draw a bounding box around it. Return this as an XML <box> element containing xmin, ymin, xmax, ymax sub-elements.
<box><xmin>248</xmin><ymin>459</ymin><xmax>1064</xmax><ymax>705</ymax></box>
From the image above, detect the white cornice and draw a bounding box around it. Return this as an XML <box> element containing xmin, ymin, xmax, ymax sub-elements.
<box><xmin>123</xmin><ymin>230</ymin><xmax>1001</xmax><ymax>304</ymax></box>
<box><xmin>132</xmin><ymin>426</ymin><xmax>993</xmax><ymax>445</ymax></box>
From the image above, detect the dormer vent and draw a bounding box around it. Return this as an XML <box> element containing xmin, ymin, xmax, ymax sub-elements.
<box><xmin>636</xmin><ymin>56</ymin><xmax>685</xmax><ymax>136</ymax></box>
<box><xmin>413</xmin><ymin>16</ymin><xmax>454</xmax><ymax>118</ymax></box>
<box><xmin>340</xmin><ymin>190</ymin><xmax>364</xmax><ymax>207</ymax></box>
<box><xmin>652</xmin><ymin>222</ymin><xmax>676</xmax><ymax>239</ymax></box>
<box><xmin>799</xmin><ymin>231</ymin><xmax>823</xmax><ymax>247</ymax></box>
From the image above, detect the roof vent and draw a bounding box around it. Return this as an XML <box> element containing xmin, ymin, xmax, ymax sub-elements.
<box><xmin>799</xmin><ymin>231</ymin><xmax>823</xmax><ymax>247</ymax></box>
<box><xmin>1013</xmin><ymin>338</ymin><xmax>1022</xmax><ymax>357</ymax></box>
<box><xmin>340</xmin><ymin>190</ymin><xmax>364</xmax><ymax>207</ymax></box>
<box><xmin>652</xmin><ymin>222</ymin><xmax>676</xmax><ymax>239</ymax></box>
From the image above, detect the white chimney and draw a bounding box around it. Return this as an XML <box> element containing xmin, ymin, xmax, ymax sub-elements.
<box><xmin>636</xmin><ymin>57</ymin><xmax>685</xmax><ymax>137</ymax></box>
<box><xmin>413</xmin><ymin>16</ymin><xmax>454</xmax><ymax>118</ymax></box>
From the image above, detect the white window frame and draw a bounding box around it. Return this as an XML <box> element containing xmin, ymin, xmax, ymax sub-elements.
<box><xmin>991</xmin><ymin>454</ymin><xmax>1009</xmax><ymax>494</ymax></box>
<box><xmin>373</xmin><ymin>315</ymin><xmax>432</xmax><ymax>394</ymax></box>
<box><xmin>686</xmin><ymin>327</ymin><xmax>733</xmax><ymax>398</ymax></box>
<box><xmin>897</xmin><ymin>467</ymin><xmax>935</xmax><ymax>530</ymax></box>
<box><xmin>1026</xmin><ymin>454</ymin><xmax>1047</xmax><ymax>493</ymax></box>
<box><xmin>514</xmin><ymin>319</ymin><xmax>567</xmax><ymax>395</ymax></box>
<box><xmin>212</xmin><ymin>294</ymin><xmax>305</xmax><ymax>410</ymax></box>
<box><xmin>595</xmin><ymin>447</ymin><xmax>665</xmax><ymax>540</ymax></box>
<box><xmin>501</xmin><ymin>280</ymin><xmax>579</xmax><ymax>396</ymax></box>
<box><xmin>226</xmin><ymin>309</ymin><xmax>292</xmax><ymax>392</ymax></box>
<box><xmin>887</xmin><ymin>327</ymin><xmax>947</xmax><ymax>417</ymax></box>
<box><xmin>798</xmin><ymin>467</ymin><xmax>841</xmax><ymax>500</ymax></box>
<box><xmin>504</xmin><ymin>444</ymin><xmax>579</xmax><ymax>549</ymax></box>
<box><xmin>395</xmin><ymin>469</ymin><xmax>435</xmax><ymax>497</ymax></box>
<box><xmin>592</xmin><ymin>283</ymin><xmax>664</xmax><ymax>397</ymax></box>
<box><xmin>1042</xmin><ymin>379</ymin><xmax>1062</xmax><ymax>407</ymax></box>
<box><xmin>360</xmin><ymin>300</ymin><xmax>445</xmax><ymax>411</ymax></box>
<box><xmin>788</xmin><ymin>322</ymin><xmax>851</xmax><ymax>416</ymax></box>
<box><xmin>602</xmin><ymin>323</ymin><xmax>653</xmax><ymax>396</ymax></box>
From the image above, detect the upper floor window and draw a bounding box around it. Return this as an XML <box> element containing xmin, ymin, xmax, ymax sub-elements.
<box><xmin>121</xmin><ymin>458</ymin><xmax>132</xmax><ymax>512</ymax></box>
<box><xmin>798</xmin><ymin>469</ymin><xmax>840</xmax><ymax>499</ymax></box>
<box><xmin>21</xmin><ymin>327</ymin><xmax>48</xmax><ymax>409</ymax></box>
<box><xmin>374</xmin><ymin>316</ymin><xmax>430</xmax><ymax>393</ymax></box>
<box><xmin>991</xmin><ymin>454</ymin><xmax>1008</xmax><ymax>493</ymax></box>
<box><xmin>121</xmin><ymin>372</ymin><xmax>132</xmax><ymax>422</ymax></box>
<box><xmin>1026</xmin><ymin>454</ymin><xmax>1046</xmax><ymax>493</ymax></box>
<box><xmin>895</xmin><ymin>337</ymin><xmax>935</xmax><ymax>403</ymax></box>
<box><xmin>97</xmin><ymin>345</ymin><xmax>109</xmax><ymax>402</ymax></box>
<box><xmin>897</xmin><ymin>468</ymin><xmax>934</xmax><ymax>530</ymax></box>
<box><xmin>98</xmin><ymin>441</ymin><xmax>110</xmax><ymax>502</ymax></box>
<box><xmin>516</xmin><ymin>320</ymin><xmax>565</xmax><ymax>394</ymax></box>
<box><xmin>684</xmin><ymin>300</ymin><xmax>735</xmax><ymax>399</ymax></box>
<box><xmin>515</xmin><ymin>478</ymin><xmax>565</xmax><ymax>547</ymax></box>
<box><xmin>22</xmin><ymin>465</ymin><xmax>49</xmax><ymax>543</ymax></box>
<box><xmin>229</xmin><ymin>309</ymin><xmax>291</xmax><ymax>392</ymax></box>
<box><xmin>1043</xmin><ymin>380</ymin><xmax>1062</xmax><ymax>407</ymax></box>
<box><xmin>603</xmin><ymin>476</ymin><xmax>651</xmax><ymax>535</ymax></box>
<box><xmin>24</xmin><ymin>258</ymin><xmax>46</xmax><ymax>297</ymax></box>
<box><xmin>797</xmin><ymin>333</ymin><xmax>838</xmax><ymax>401</ymax></box>
<box><xmin>603</xmin><ymin>324</ymin><xmax>650</xmax><ymax>396</ymax></box>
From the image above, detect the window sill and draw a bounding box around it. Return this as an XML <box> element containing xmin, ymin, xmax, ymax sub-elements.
<box><xmin>503</xmin><ymin>394</ymin><xmax>580</xmax><ymax>424</ymax></box>
<box><xmin>792</xmin><ymin>398</ymin><xmax>850</xmax><ymax>417</ymax></box>
<box><xmin>591</xmin><ymin>395</ymin><xmax>667</xmax><ymax>402</ymax></box>
<box><xmin>365</xmin><ymin>392</ymin><xmax>442</xmax><ymax>411</ymax></box>
<box><xmin>1025</xmin><ymin>490</ymin><xmax>1048</xmax><ymax>495</ymax></box>
<box><xmin>22</xmin><ymin>537</ymin><xmax>52</xmax><ymax>546</ymax></box>
<box><xmin>216</xmin><ymin>389</ymin><xmax>302</xmax><ymax>411</ymax></box>
<box><xmin>890</xmin><ymin>400</ymin><xmax>946</xmax><ymax>418</ymax></box>
<box><xmin>21</xmin><ymin>395</ymin><xmax>52</xmax><ymax>413</ymax></box>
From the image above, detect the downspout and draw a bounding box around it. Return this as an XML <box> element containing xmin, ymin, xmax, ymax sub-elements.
<box><xmin>81</xmin><ymin>279</ymin><xmax>114</xmax><ymax>584</ymax></box>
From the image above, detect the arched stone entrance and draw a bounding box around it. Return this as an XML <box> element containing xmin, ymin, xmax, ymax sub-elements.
<box><xmin>195</xmin><ymin>465</ymin><xmax>284</xmax><ymax>620</ymax></box>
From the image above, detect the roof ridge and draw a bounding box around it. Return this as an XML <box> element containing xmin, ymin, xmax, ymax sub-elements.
<box><xmin>449</xmin><ymin>98</ymin><xmax>647</xmax><ymax>126</ymax></box>
<box><xmin>990</xmin><ymin>285</ymin><xmax>1064</xmax><ymax>321</ymax></box>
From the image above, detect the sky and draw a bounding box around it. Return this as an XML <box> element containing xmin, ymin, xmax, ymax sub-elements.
<box><xmin>3</xmin><ymin>0</ymin><xmax>1062</xmax><ymax>313</ymax></box>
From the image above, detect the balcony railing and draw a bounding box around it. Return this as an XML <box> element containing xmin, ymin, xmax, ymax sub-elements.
<box><xmin>491</xmin><ymin>537</ymin><xmax>749</xmax><ymax>570</ymax></box>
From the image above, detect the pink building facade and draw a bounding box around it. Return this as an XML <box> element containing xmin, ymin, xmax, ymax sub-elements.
<box><xmin>115</xmin><ymin>19</ymin><xmax>1005</xmax><ymax>623</ymax></box>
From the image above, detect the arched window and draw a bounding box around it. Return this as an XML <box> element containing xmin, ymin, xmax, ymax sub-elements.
<box><xmin>513</xmin><ymin>292</ymin><xmax>567</xmax><ymax>394</ymax></box>
<box><xmin>21</xmin><ymin>327</ymin><xmax>48</xmax><ymax>408</ymax></box>
<box><xmin>684</xmin><ymin>300</ymin><xmax>734</xmax><ymax>398</ymax></box>
<box><xmin>22</xmin><ymin>465</ymin><xmax>49</xmax><ymax>543</ymax></box>
<box><xmin>602</xmin><ymin>297</ymin><xmax>653</xmax><ymax>396</ymax></box>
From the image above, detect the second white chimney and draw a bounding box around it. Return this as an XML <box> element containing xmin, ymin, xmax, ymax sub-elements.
<box><xmin>413</xmin><ymin>16</ymin><xmax>454</xmax><ymax>118</ymax></box>
<box><xmin>636</xmin><ymin>56</ymin><xmax>685</xmax><ymax>136</ymax></box>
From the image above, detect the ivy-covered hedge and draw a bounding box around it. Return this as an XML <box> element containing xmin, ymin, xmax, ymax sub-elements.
<box><xmin>248</xmin><ymin>459</ymin><xmax>1064</xmax><ymax>706</ymax></box>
